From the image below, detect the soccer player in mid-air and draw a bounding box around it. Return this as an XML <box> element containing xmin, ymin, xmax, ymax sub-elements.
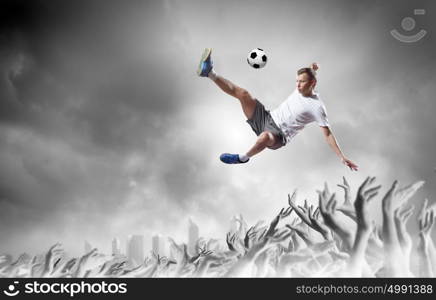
<box><xmin>197</xmin><ymin>48</ymin><xmax>358</xmax><ymax>171</ymax></box>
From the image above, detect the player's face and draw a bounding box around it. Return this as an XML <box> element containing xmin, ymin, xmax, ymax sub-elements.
<box><xmin>296</xmin><ymin>73</ymin><xmax>315</xmax><ymax>96</ymax></box>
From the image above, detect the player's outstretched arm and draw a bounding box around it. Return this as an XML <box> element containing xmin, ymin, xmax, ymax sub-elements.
<box><xmin>320</xmin><ymin>126</ymin><xmax>358</xmax><ymax>171</ymax></box>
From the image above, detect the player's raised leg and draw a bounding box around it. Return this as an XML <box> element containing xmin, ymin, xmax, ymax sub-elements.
<box><xmin>220</xmin><ymin>131</ymin><xmax>279</xmax><ymax>164</ymax></box>
<box><xmin>198</xmin><ymin>48</ymin><xmax>257</xmax><ymax>120</ymax></box>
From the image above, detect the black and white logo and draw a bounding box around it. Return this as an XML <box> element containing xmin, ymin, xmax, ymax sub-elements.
<box><xmin>3</xmin><ymin>281</ymin><xmax>20</xmax><ymax>297</ymax></box>
<box><xmin>391</xmin><ymin>9</ymin><xmax>427</xmax><ymax>43</ymax></box>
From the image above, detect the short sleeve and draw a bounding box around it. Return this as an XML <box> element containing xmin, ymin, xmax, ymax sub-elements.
<box><xmin>315</xmin><ymin>104</ymin><xmax>329</xmax><ymax>127</ymax></box>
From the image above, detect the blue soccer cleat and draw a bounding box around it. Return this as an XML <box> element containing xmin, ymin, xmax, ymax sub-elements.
<box><xmin>220</xmin><ymin>153</ymin><xmax>249</xmax><ymax>164</ymax></box>
<box><xmin>197</xmin><ymin>48</ymin><xmax>213</xmax><ymax>77</ymax></box>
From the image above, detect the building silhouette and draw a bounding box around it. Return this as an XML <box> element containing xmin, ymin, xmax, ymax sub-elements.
<box><xmin>126</xmin><ymin>235</ymin><xmax>144</xmax><ymax>266</ymax></box>
<box><xmin>152</xmin><ymin>234</ymin><xmax>167</xmax><ymax>257</ymax></box>
<box><xmin>112</xmin><ymin>238</ymin><xmax>121</xmax><ymax>256</ymax></box>
<box><xmin>188</xmin><ymin>218</ymin><xmax>199</xmax><ymax>256</ymax></box>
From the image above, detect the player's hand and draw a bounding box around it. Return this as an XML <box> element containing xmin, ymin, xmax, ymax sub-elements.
<box><xmin>342</xmin><ymin>157</ymin><xmax>358</xmax><ymax>171</ymax></box>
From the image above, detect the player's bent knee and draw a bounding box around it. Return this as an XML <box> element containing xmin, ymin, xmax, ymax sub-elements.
<box><xmin>263</xmin><ymin>132</ymin><xmax>277</xmax><ymax>146</ymax></box>
<box><xmin>258</xmin><ymin>131</ymin><xmax>274</xmax><ymax>145</ymax></box>
<box><xmin>236</xmin><ymin>89</ymin><xmax>253</xmax><ymax>103</ymax></box>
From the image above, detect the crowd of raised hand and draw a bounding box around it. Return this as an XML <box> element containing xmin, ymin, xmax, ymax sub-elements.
<box><xmin>1</xmin><ymin>177</ymin><xmax>435</xmax><ymax>278</ymax></box>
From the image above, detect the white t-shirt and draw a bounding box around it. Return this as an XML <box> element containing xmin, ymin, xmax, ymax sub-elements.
<box><xmin>270</xmin><ymin>89</ymin><xmax>329</xmax><ymax>143</ymax></box>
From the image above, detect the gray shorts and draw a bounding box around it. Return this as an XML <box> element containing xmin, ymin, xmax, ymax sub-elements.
<box><xmin>246</xmin><ymin>99</ymin><xmax>287</xmax><ymax>149</ymax></box>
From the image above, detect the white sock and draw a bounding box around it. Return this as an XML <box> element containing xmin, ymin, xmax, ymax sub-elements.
<box><xmin>239</xmin><ymin>154</ymin><xmax>249</xmax><ymax>162</ymax></box>
<box><xmin>208</xmin><ymin>69</ymin><xmax>217</xmax><ymax>81</ymax></box>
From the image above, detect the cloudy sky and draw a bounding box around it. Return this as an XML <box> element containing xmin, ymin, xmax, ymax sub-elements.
<box><xmin>1</xmin><ymin>0</ymin><xmax>435</xmax><ymax>256</ymax></box>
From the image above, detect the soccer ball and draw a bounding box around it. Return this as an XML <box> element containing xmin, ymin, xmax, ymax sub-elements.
<box><xmin>247</xmin><ymin>48</ymin><xmax>267</xmax><ymax>69</ymax></box>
